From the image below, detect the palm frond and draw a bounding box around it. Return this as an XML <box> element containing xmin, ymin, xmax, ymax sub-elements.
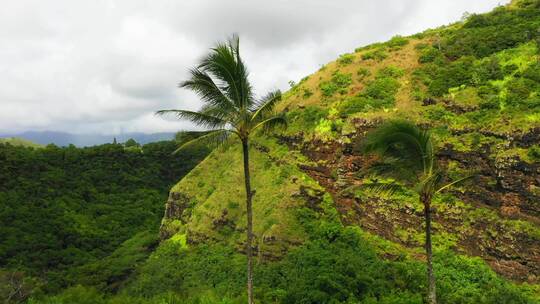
<box><xmin>198</xmin><ymin>103</ymin><xmax>237</xmax><ymax>122</ymax></box>
<box><xmin>436</xmin><ymin>174</ymin><xmax>475</xmax><ymax>193</ymax></box>
<box><xmin>362</xmin><ymin>120</ymin><xmax>435</xmax><ymax>176</ymax></box>
<box><xmin>199</xmin><ymin>34</ymin><xmax>253</xmax><ymax>109</ymax></box>
<box><xmin>180</xmin><ymin>68</ymin><xmax>238</xmax><ymax>115</ymax></box>
<box><xmin>232</xmin><ymin>34</ymin><xmax>253</xmax><ymax>110</ymax></box>
<box><xmin>252</xmin><ymin>114</ymin><xmax>287</xmax><ymax>134</ymax></box>
<box><xmin>155</xmin><ymin>109</ymin><xmax>227</xmax><ymax>129</ymax></box>
<box><xmin>357</xmin><ymin>181</ymin><xmax>404</xmax><ymax>198</ymax></box>
<box><xmin>250</xmin><ymin>90</ymin><xmax>282</xmax><ymax>122</ymax></box>
<box><xmin>175</xmin><ymin>131</ymin><xmax>211</xmax><ymax>145</ymax></box>
<box><xmin>172</xmin><ymin>129</ymin><xmax>231</xmax><ymax>154</ymax></box>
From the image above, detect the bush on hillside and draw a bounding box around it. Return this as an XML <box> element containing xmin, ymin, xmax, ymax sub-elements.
<box><xmin>319</xmin><ymin>72</ymin><xmax>352</xmax><ymax>97</ymax></box>
<box><xmin>338</xmin><ymin>53</ymin><xmax>355</xmax><ymax>65</ymax></box>
<box><xmin>385</xmin><ymin>35</ymin><xmax>409</xmax><ymax>50</ymax></box>
<box><xmin>442</xmin><ymin>6</ymin><xmax>540</xmax><ymax>59</ymax></box>
<box><xmin>362</xmin><ymin>48</ymin><xmax>389</xmax><ymax>61</ymax></box>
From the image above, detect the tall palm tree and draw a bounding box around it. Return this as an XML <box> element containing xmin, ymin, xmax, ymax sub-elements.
<box><xmin>360</xmin><ymin>120</ymin><xmax>471</xmax><ymax>304</ymax></box>
<box><xmin>156</xmin><ymin>35</ymin><xmax>286</xmax><ymax>304</ymax></box>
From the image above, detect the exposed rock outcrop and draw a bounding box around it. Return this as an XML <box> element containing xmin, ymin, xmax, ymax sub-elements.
<box><xmin>277</xmin><ymin>121</ymin><xmax>540</xmax><ymax>283</ymax></box>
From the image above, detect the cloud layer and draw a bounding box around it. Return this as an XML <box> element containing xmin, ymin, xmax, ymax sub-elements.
<box><xmin>0</xmin><ymin>0</ymin><xmax>507</xmax><ymax>134</ymax></box>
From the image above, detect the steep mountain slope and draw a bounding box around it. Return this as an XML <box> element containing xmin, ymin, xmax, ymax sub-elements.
<box><xmin>161</xmin><ymin>0</ymin><xmax>540</xmax><ymax>285</ymax></box>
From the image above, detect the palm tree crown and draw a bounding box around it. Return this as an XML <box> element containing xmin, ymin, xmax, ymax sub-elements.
<box><xmin>361</xmin><ymin>120</ymin><xmax>471</xmax><ymax>196</ymax></box>
<box><xmin>156</xmin><ymin>34</ymin><xmax>285</xmax><ymax>149</ymax></box>
<box><xmin>362</xmin><ymin>120</ymin><xmax>437</xmax><ymax>194</ymax></box>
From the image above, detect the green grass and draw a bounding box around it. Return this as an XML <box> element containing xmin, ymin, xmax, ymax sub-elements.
<box><xmin>164</xmin><ymin>136</ymin><xmax>333</xmax><ymax>256</ymax></box>
<box><xmin>0</xmin><ymin>137</ymin><xmax>43</xmax><ymax>148</ymax></box>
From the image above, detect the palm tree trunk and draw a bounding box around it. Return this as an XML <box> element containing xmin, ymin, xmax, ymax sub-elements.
<box><xmin>423</xmin><ymin>194</ymin><xmax>437</xmax><ymax>304</ymax></box>
<box><xmin>242</xmin><ymin>138</ymin><xmax>255</xmax><ymax>304</ymax></box>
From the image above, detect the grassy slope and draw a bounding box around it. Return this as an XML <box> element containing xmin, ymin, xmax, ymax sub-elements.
<box><xmin>0</xmin><ymin>137</ymin><xmax>43</xmax><ymax>148</ymax></box>
<box><xmin>164</xmin><ymin>137</ymin><xmax>333</xmax><ymax>257</ymax></box>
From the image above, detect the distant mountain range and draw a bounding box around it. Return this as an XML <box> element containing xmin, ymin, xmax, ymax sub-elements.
<box><xmin>0</xmin><ymin>131</ymin><xmax>176</xmax><ymax>147</ymax></box>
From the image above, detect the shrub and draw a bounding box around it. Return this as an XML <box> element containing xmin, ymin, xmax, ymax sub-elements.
<box><xmin>36</xmin><ymin>285</ymin><xmax>106</xmax><ymax>304</ymax></box>
<box><xmin>528</xmin><ymin>145</ymin><xmax>540</xmax><ymax>161</ymax></box>
<box><xmin>377</xmin><ymin>66</ymin><xmax>405</xmax><ymax>78</ymax></box>
<box><xmin>319</xmin><ymin>82</ymin><xmax>338</xmax><ymax>97</ymax></box>
<box><xmin>522</xmin><ymin>62</ymin><xmax>540</xmax><ymax>82</ymax></box>
<box><xmin>506</xmin><ymin>78</ymin><xmax>535</xmax><ymax>102</ymax></box>
<box><xmin>434</xmin><ymin>251</ymin><xmax>536</xmax><ymax>304</ymax></box>
<box><xmin>385</xmin><ymin>35</ymin><xmax>409</xmax><ymax>49</ymax></box>
<box><xmin>503</xmin><ymin>63</ymin><xmax>520</xmax><ymax>76</ymax></box>
<box><xmin>315</xmin><ymin>118</ymin><xmax>343</xmax><ymax>139</ymax></box>
<box><xmin>287</xmin><ymin>106</ymin><xmax>328</xmax><ymax>131</ymax></box>
<box><xmin>473</xmin><ymin>56</ymin><xmax>503</xmax><ymax>83</ymax></box>
<box><xmin>302</xmin><ymin>88</ymin><xmax>313</xmax><ymax>99</ymax></box>
<box><xmin>362</xmin><ymin>76</ymin><xmax>401</xmax><ymax>100</ymax></box>
<box><xmin>338</xmin><ymin>67</ymin><xmax>402</xmax><ymax>116</ymax></box>
<box><xmin>124</xmin><ymin>138</ymin><xmax>139</xmax><ymax>147</ymax></box>
<box><xmin>257</xmin><ymin>227</ymin><xmax>424</xmax><ymax>304</ymax></box>
<box><xmin>331</xmin><ymin>72</ymin><xmax>353</xmax><ymax>88</ymax></box>
<box><xmin>29</xmin><ymin>228</ymin><xmax>540</xmax><ymax>304</ymax></box>
<box><xmin>422</xmin><ymin>105</ymin><xmax>458</xmax><ymax>124</ymax></box>
<box><xmin>414</xmin><ymin>42</ymin><xmax>429</xmax><ymax>50</ymax></box>
<box><xmin>479</xmin><ymin>97</ymin><xmax>501</xmax><ymax>110</ymax></box>
<box><xmin>338</xmin><ymin>53</ymin><xmax>355</xmax><ymax>65</ymax></box>
<box><xmin>338</xmin><ymin>96</ymin><xmax>392</xmax><ymax>115</ymax></box>
<box><xmin>362</xmin><ymin>48</ymin><xmax>388</xmax><ymax>61</ymax></box>
<box><xmin>319</xmin><ymin>72</ymin><xmax>352</xmax><ymax>97</ymax></box>
<box><xmin>418</xmin><ymin>47</ymin><xmax>443</xmax><ymax>64</ymax></box>
<box><xmin>357</xmin><ymin>67</ymin><xmax>371</xmax><ymax>78</ymax></box>
<box><xmin>441</xmin><ymin>5</ymin><xmax>540</xmax><ymax>59</ymax></box>
<box><xmin>420</xmin><ymin>56</ymin><xmax>475</xmax><ymax>96</ymax></box>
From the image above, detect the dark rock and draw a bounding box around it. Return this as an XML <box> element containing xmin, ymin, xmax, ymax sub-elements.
<box><xmin>422</xmin><ymin>97</ymin><xmax>437</xmax><ymax>106</ymax></box>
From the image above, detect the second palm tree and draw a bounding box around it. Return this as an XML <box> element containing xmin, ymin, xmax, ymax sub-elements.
<box><xmin>361</xmin><ymin>120</ymin><xmax>472</xmax><ymax>304</ymax></box>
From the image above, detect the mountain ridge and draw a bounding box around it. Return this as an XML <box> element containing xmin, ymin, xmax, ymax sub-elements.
<box><xmin>0</xmin><ymin>131</ymin><xmax>176</xmax><ymax>147</ymax></box>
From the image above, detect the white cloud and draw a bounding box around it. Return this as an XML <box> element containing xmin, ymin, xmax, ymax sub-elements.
<box><xmin>0</xmin><ymin>0</ymin><xmax>508</xmax><ymax>134</ymax></box>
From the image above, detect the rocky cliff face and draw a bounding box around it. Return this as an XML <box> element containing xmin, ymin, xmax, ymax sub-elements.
<box><xmin>277</xmin><ymin>118</ymin><xmax>540</xmax><ymax>282</ymax></box>
<box><xmin>161</xmin><ymin>0</ymin><xmax>540</xmax><ymax>284</ymax></box>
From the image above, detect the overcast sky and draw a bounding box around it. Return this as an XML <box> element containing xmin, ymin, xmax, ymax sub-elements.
<box><xmin>0</xmin><ymin>0</ymin><xmax>508</xmax><ymax>135</ymax></box>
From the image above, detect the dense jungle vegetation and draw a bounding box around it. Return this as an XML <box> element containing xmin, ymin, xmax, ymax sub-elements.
<box><xmin>0</xmin><ymin>139</ymin><xmax>209</xmax><ymax>298</ymax></box>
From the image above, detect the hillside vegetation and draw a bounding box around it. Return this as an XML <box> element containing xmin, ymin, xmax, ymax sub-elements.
<box><xmin>0</xmin><ymin>140</ymin><xmax>208</xmax><ymax>300</ymax></box>
<box><xmin>0</xmin><ymin>137</ymin><xmax>43</xmax><ymax>148</ymax></box>
<box><xmin>19</xmin><ymin>0</ymin><xmax>540</xmax><ymax>303</ymax></box>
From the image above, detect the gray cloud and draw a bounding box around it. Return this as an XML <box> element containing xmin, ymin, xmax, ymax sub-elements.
<box><xmin>0</xmin><ymin>0</ymin><xmax>508</xmax><ymax>134</ymax></box>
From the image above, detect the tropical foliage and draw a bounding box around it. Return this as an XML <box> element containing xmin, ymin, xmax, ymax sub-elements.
<box><xmin>0</xmin><ymin>140</ymin><xmax>208</xmax><ymax>297</ymax></box>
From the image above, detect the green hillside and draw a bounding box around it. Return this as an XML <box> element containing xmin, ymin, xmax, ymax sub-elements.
<box><xmin>0</xmin><ymin>137</ymin><xmax>43</xmax><ymax>148</ymax></box>
<box><xmin>24</xmin><ymin>0</ymin><xmax>540</xmax><ymax>303</ymax></box>
<box><xmin>162</xmin><ymin>0</ymin><xmax>540</xmax><ymax>281</ymax></box>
